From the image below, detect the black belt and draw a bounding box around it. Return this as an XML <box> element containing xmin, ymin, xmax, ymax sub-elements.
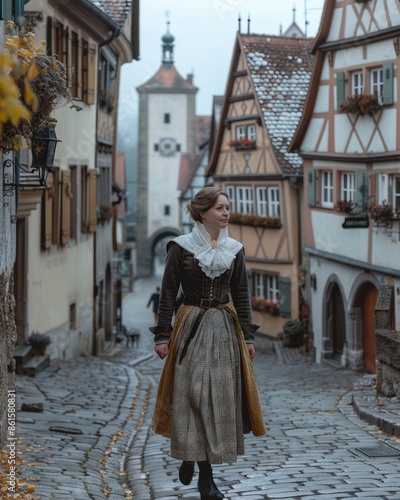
<box><xmin>183</xmin><ymin>297</ymin><xmax>229</xmax><ymax>309</ymax></box>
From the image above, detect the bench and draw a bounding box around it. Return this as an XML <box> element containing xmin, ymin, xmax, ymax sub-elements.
<box><xmin>120</xmin><ymin>326</ymin><xmax>140</xmax><ymax>348</ymax></box>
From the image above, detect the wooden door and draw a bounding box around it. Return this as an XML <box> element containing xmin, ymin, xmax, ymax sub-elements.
<box><xmin>363</xmin><ymin>285</ymin><xmax>378</xmax><ymax>374</ymax></box>
<box><xmin>332</xmin><ymin>284</ymin><xmax>345</xmax><ymax>356</ymax></box>
<box><xmin>14</xmin><ymin>218</ymin><xmax>27</xmax><ymax>344</ymax></box>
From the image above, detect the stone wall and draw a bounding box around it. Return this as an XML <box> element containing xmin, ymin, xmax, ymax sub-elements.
<box><xmin>375</xmin><ymin>285</ymin><xmax>400</xmax><ymax>398</ymax></box>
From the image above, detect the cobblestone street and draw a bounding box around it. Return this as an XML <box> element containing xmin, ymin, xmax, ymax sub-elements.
<box><xmin>11</xmin><ymin>275</ymin><xmax>400</xmax><ymax>499</ymax></box>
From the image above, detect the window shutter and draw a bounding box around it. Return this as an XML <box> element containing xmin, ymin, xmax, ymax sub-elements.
<box><xmin>41</xmin><ymin>173</ymin><xmax>54</xmax><ymax>250</ymax></box>
<box><xmin>336</xmin><ymin>72</ymin><xmax>346</xmax><ymax>109</ymax></box>
<box><xmin>46</xmin><ymin>17</ymin><xmax>53</xmax><ymax>53</ymax></box>
<box><xmin>88</xmin><ymin>169</ymin><xmax>97</xmax><ymax>232</ymax></box>
<box><xmin>61</xmin><ymin>170</ymin><xmax>71</xmax><ymax>245</ymax></box>
<box><xmin>307</xmin><ymin>168</ymin><xmax>316</xmax><ymax>207</ymax></box>
<box><xmin>279</xmin><ymin>276</ymin><xmax>291</xmax><ymax>318</ymax></box>
<box><xmin>87</xmin><ymin>44</ymin><xmax>96</xmax><ymax>105</ymax></box>
<box><xmin>355</xmin><ymin>172</ymin><xmax>369</xmax><ymax>209</ymax></box>
<box><xmin>383</xmin><ymin>62</ymin><xmax>394</xmax><ymax>105</ymax></box>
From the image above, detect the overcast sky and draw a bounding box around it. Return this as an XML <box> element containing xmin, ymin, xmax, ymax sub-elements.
<box><xmin>117</xmin><ymin>0</ymin><xmax>325</xmax><ymax>152</ymax></box>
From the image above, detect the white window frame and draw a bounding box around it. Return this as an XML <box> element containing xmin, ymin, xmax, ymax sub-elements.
<box><xmin>321</xmin><ymin>171</ymin><xmax>333</xmax><ymax>208</ymax></box>
<box><xmin>256</xmin><ymin>186</ymin><xmax>280</xmax><ymax>217</ymax></box>
<box><xmin>352</xmin><ymin>71</ymin><xmax>363</xmax><ymax>95</ymax></box>
<box><xmin>226</xmin><ymin>185</ymin><xmax>236</xmax><ymax>212</ymax></box>
<box><xmin>237</xmin><ymin>186</ymin><xmax>253</xmax><ymax>214</ymax></box>
<box><xmin>268</xmin><ymin>187</ymin><xmax>280</xmax><ymax>217</ymax></box>
<box><xmin>341</xmin><ymin>173</ymin><xmax>356</xmax><ymax>201</ymax></box>
<box><xmin>236</xmin><ymin>126</ymin><xmax>246</xmax><ymax>141</ymax></box>
<box><xmin>256</xmin><ymin>186</ymin><xmax>268</xmax><ymax>216</ymax></box>
<box><xmin>393</xmin><ymin>176</ymin><xmax>400</xmax><ymax>212</ymax></box>
<box><xmin>247</xmin><ymin>124</ymin><xmax>257</xmax><ymax>141</ymax></box>
<box><xmin>235</xmin><ymin>123</ymin><xmax>257</xmax><ymax>141</ymax></box>
<box><xmin>253</xmin><ymin>272</ymin><xmax>279</xmax><ymax>302</ymax></box>
<box><xmin>370</xmin><ymin>67</ymin><xmax>383</xmax><ymax>100</ymax></box>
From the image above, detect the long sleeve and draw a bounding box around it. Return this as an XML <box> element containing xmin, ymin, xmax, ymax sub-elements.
<box><xmin>149</xmin><ymin>242</ymin><xmax>182</xmax><ymax>344</ymax></box>
<box><xmin>230</xmin><ymin>249</ymin><xmax>259</xmax><ymax>343</ymax></box>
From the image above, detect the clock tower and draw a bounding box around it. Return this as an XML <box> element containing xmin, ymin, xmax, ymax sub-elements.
<box><xmin>136</xmin><ymin>23</ymin><xmax>198</xmax><ymax>276</ymax></box>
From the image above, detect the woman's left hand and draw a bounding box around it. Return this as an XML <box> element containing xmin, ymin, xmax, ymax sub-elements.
<box><xmin>246</xmin><ymin>343</ymin><xmax>255</xmax><ymax>362</ymax></box>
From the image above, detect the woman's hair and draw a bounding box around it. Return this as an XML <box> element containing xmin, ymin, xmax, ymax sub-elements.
<box><xmin>186</xmin><ymin>186</ymin><xmax>229</xmax><ymax>223</ymax></box>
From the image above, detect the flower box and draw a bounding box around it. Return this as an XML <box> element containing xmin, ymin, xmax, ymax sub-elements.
<box><xmin>251</xmin><ymin>297</ymin><xmax>279</xmax><ymax>316</ymax></box>
<box><xmin>367</xmin><ymin>202</ymin><xmax>394</xmax><ymax>224</ymax></box>
<box><xmin>334</xmin><ymin>200</ymin><xmax>357</xmax><ymax>214</ymax></box>
<box><xmin>340</xmin><ymin>94</ymin><xmax>382</xmax><ymax>116</ymax></box>
<box><xmin>227</xmin><ymin>139</ymin><xmax>256</xmax><ymax>150</ymax></box>
<box><xmin>229</xmin><ymin>212</ymin><xmax>281</xmax><ymax>228</ymax></box>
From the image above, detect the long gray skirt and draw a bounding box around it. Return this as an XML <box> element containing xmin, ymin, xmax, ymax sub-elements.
<box><xmin>171</xmin><ymin>306</ymin><xmax>244</xmax><ymax>464</ymax></box>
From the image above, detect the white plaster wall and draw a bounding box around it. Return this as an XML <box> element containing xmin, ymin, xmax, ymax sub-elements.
<box><xmin>334</xmin><ymin>114</ymin><xmax>352</xmax><ymax>153</ymax></box>
<box><xmin>312</xmin><ymin>211</ymin><xmax>369</xmax><ymax>261</ymax></box>
<box><xmin>314</xmin><ymin>85</ymin><xmax>329</xmax><ymax>114</ymax></box>
<box><xmin>147</xmin><ymin>93</ymin><xmax>188</xmax><ymax>237</ymax></box>
<box><xmin>372</xmin><ymin>227</ymin><xmax>400</xmax><ymax>272</ymax></box>
<box><xmin>367</xmin><ymin>40</ymin><xmax>396</xmax><ymax>63</ymax></box>
<box><xmin>26</xmin><ymin>209</ymin><xmax>94</xmax><ymax>355</ymax></box>
<box><xmin>334</xmin><ymin>47</ymin><xmax>363</xmax><ymax>70</ymax></box>
<box><xmin>320</xmin><ymin>58</ymin><xmax>330</xmax><ymax>81</ymax></box>
<box><xmin>302</xmin><ymin>118</ymin><xmax>325</xmax><ymax>152</ymax></box>
<box><xmin>327</xmin><ymin>7</ymin><xmax>343</xmax><ymax>42</ymax></box>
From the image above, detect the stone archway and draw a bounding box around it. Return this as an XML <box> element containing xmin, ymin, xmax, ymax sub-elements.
<box><xmin>137</xmin><ymin>227</ymin><xmax>181</xmax><ymax>277</ymax></box>
<box><xmin>323</xmin><ymin>279</ymin><xmax>346</xmax><ymax>362</ymax></box>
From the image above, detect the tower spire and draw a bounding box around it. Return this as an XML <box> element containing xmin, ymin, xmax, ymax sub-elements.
<box><xmin>161</xmin><ymin>20</ymin><xmax>175</xmax><ymax>66</ymax></box>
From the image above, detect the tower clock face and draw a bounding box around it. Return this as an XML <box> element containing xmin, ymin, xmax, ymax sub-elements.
<box><xmin>159</xmin><ymin>138</ymin><xmax>176</xmax><ymax>156</ymax></box>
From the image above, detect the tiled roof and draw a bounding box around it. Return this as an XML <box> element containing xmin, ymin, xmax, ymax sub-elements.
<box><xmin>137</xmin><ymin>64</ymin><xmax>198</xmax><ymax>94</ymax></box>
<box><xmin>178</xmin><ymin>151</ymin><xmax>206</xmax><ymax>193</ymax></box>
<box><xmin>241</xmin><ymin>34</ymin><xmax>314</xmax><ymax>173</ymax></box>
<box><xmin>88</xmin><ymin>0</ymin><xmax>131</xmax><ymax>26</ymax></box>
<box><xmin>195</xmin><ymin>116</ymin><xmax>211</xmax><ymax>148</ymax></box>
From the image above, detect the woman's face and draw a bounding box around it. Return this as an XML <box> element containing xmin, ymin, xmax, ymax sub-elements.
<box><xmin>201</xmin><ymin>195</ymin><xmax>230</xmax><ymax>234</ymax></box>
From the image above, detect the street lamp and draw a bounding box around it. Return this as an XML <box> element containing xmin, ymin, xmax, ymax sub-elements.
<box><xmin>3</xmin><ymin>126</ymin><xmax>61</xmax><ymax>197</ymax></box>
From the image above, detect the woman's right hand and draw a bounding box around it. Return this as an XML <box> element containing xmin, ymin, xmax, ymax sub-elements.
<box><xmin>155</xmin><ymin>343</ymin><xmax>169</xmax><ymax>359</ymax></box>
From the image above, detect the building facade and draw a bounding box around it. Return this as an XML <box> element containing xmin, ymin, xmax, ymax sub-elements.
<box><xmin>291</xmin><ymin>0</ymin><xmax>400</xmax><ymax>372</ymax></box>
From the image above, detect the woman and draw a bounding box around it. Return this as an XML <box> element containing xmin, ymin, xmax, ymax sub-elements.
<box><xmin>150</xmin><ymin>187</ymin><xmax>265</xmax><ymax>499</ymax></box>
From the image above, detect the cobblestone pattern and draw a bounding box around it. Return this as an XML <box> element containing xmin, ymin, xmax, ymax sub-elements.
<box><xmin>11</xmin><ymin>275</ymin><xmax>400</xmax><ymax>500</ymax></box>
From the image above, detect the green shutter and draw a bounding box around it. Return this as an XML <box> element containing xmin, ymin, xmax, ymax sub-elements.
<box><xmin>0</xmin><ymin>1</ymin><xmax>4</xmax><ymax>20</ymax></box>
<box><xmin>13</xmin><ymin>0</ymin><xmax>30</xmax><ymax>21</ymax></box>
<box><xmin>336</xmin><ymin>72</ymin><xmax>346</xmax><ymax>109</ymax></box>
<box><xmin>279</xmin><ymin>276</ymin><xmax>291</xmax><ymax>318</ymax></box>
<box><xmin>355</xmin><ymin>172</ymin><xmax>370</xmax><ymax>210</ymax></box>
<box><xmin>383</xmin><ymin>62</ymin><xmax>394</xmax><ymax>105</ymax></box>
<box><xmin>307</xmin><ymin>169</ymin><xmax>316</xmax><ymax>207</ymax></box>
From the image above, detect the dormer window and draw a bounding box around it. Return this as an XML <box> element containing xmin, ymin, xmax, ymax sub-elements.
<box><xmin>236</xmin><ymin>124</ymin><xmax>256</xmax><ymax>141</ymax></box>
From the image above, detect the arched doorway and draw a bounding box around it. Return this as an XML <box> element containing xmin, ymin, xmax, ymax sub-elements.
<box><xmin>149</xmin><ymin>228</ymin><xmax>181</xmax><ymax>276</ymax></box>
<box><xmin>325</xmin><ymin>282</ymin><xmax>346</xmax><ymax>360</ymax></box>
<box><xmin>353</xmin><ymin>282</ymin><xmax>378</xmax><ymax>374</ymax></box>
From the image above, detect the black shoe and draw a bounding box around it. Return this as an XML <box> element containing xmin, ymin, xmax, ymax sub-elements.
<box><xmin>179</xmin><ymin>461</ymin><xmax>195</xmax><ymax>485</ymax></box>
<box><xmin>197</xmin><ymin>475</ymin><xmax>224</xmax><ymax>499</ymax></box>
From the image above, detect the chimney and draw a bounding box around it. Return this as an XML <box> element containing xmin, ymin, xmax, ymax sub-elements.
<box><xmin>187</xmin><ymin>73</ymin><xmax>194</xmax><ymax>84</ymax></box>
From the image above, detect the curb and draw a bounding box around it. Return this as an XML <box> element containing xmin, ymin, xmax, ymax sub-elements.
<box><xmin>352</xmin><ymin>375</ymin><xmax>400</xmax><ymax>438</ymax></box>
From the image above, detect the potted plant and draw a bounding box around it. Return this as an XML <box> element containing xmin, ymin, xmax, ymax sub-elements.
<box><xmin>28</xmin><ymin>332</ymin><xmax>51</xmax><ymax>356</ymax></box>
<box><xmin>281</xmin><ymin>319</ymin><xmax>304</xmax><ymax>348</ymax></box>
<box><xmin>251</xmin><ymin>297</ymin><xmax>280</xmax><ymax>315</ymax></box>
<box><xmin>227</xmin><ymin>138</ymin><xmax>256</xmax><ymax>150</ymax></box>
<box><xmin>334</xmin><ymin>200</ymin><xmax>357</xmax><ymax>214</ymax></box>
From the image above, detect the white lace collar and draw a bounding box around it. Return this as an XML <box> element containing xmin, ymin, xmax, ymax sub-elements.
<box><xmin>173</xmin><ymin>221</ymin><xmax>243</xmax><ymax>278</ymax></box>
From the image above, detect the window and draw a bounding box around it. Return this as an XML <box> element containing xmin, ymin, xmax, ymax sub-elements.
<box><xmin>321</xmin><ymin>171</ymin><xmax>333</xmax><ymax>208</ymax></box>
<box><xmin>71</xmin><ymin>32</ymin><xmax>79</xmax><ymax>98</ymax></box>
<box><xmin>352</xmin><ymin>71</ymin><xmax>363</xmax><ymax>95</ymax></box>
<box><xmin>164</xmin><ymin>205</ymin><xmax>170</xmax><ymax>215</ymax></box>
<box><xmin>70</xmin><ymin>166</ymin><xmax>78</xmax><ymax>240</ymax></box>
<box><xmin>154</xmin><ymin>144</ymin><xmax>159</xmax><ymax>151</ymax></box>
<box><xmin>341</xmin><ymin>173</ymin><xmax>356</xmax><ymax>201</ymax></box>
<box><xmin>164</xmin><ymin>113</ymin><xmax>170</xmax><ymax>124</ymax></box>
<box><xmin>235</xmin><ymin>123</ymin><xmax>257</xmax><ymax>141</ymax></box>
<box><xmin>176</xmin><ymin>144</ymin><xmax>181</xmax><ymax>152</ymax></box>
<box><xmin>81</xmin><ymin>39</ymin><xmax>89</xmax><ymax>103</ymax></box>
<box><xmin>237</xmin><ymin>186</ymin><xmax>253</xmax><ymax>214</ymax></box>
<box><xmin>256</xmin><ymin>186</ymin><xmax>280</xmax><ymax>217</ymax></box>
<box><xmin>69</xmin><ymin>303</ymin><xmax>76</xmax><ymax>330</ymax></box>
<box><xmin>52</xmin><ymin>168</ymin><xmax>61</xmax><ymax>245</ymax></box>
<box><xmin>253</xmin><ymin>272</ymin><xmax>279</xmax><ymax>302</ymax></box>
<box><xmin>394</xmin><ymin>176</ymin><xmax>400</xmax><ymax>212</ymax></box>
<box><xmin>371</xmin><ymin>68</ymin><xmax>383</xmax><ymax>99</ymax></box>
<box><xmin>81</xmin><ymin>166</ymin><xmax>88</xmax><ymax>233</ymax></box>
<box><xmin>98</xmin><ymin>167</ymin><xmax>111</xmax><ymax>209</ymax></box>
<box><xmin>226</xmin><ymin>186</ymin><xmax>236</xmax><ymax>212</ymax></box>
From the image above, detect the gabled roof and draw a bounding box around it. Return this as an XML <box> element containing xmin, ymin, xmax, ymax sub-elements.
<box><xmin>136</xmin><ymin>64</ymin><xmax>198</xmax><ymax>94</ymax></box>
<box><xmin>178</xmin><ymin>150</ymin><xmax>207</xmax><ymax>194</ymax></box>
<box><xmin>88</xmin><ymin>0</ymin><xmax>131</xmax><ymax>27</ymax></box>
<box><xmin>195</xmin><ymin>115</ymin><xmax>211</xmax><ymax>149</ymax></box>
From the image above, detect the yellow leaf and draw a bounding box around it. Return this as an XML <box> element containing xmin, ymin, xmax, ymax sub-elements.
<box><xmin>27</xmin><ymin>61</ymin><xmax>38</xmax><ymax>80</ymax></box>
<box><xmin>26</xmin><ymin>484</ymin><xmax>36</xmax><ymax>493</ymax></box>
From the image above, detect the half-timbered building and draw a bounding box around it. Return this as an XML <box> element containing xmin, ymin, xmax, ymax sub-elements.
<box><xmin>207</xmin><ymin>32</ymin><xmax>313</xmax><ymax>338</ymax></box>
<box><xmin>291</xmin><ymin>0</ymin><xmax>400</xmax><ymax>372</ymax></box>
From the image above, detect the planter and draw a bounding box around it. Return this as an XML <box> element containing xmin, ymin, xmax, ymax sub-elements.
<box><xmin>28</xmin><ymin>332</ymin><xmax>51</xmax><ymax>356</ymax></box>
<box><xmin>340</xmin><ymin>94</ymin><xmax>382</xmax><ymax>116</ymax></box>
<box><xmin>229</xmin><ymin>213</ymin><xmax>281</xmax><ymax>228</ymax></box>
<box><xmin>251</xmin><ymin>298</ymin><xmax>280</xmax><ymax>316</ymax></box>
<box><xmin>281</xmin><ymin>319</ymin><xmax>304</xmax><ymax>348</ymax></box>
